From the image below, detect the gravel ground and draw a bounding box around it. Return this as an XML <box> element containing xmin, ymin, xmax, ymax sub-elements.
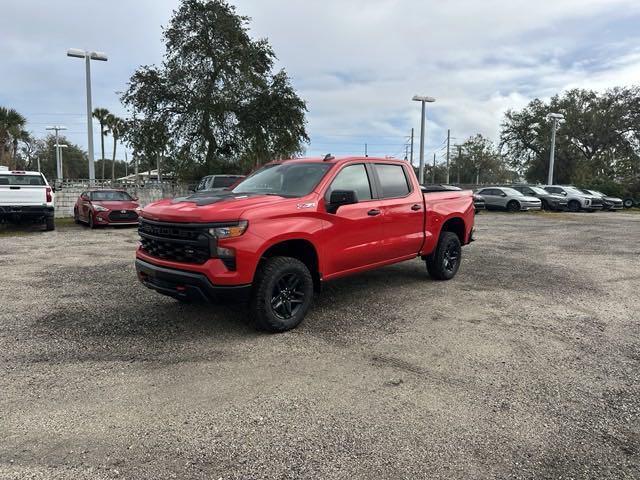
<box><xmin>1</xmin><ymin>212</ymin><xmax>639</xmax><ymax>479</ymax></box>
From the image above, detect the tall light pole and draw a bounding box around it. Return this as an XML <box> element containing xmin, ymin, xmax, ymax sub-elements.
<box><xmin>67</xmin><ymin>48</ymin><xmax>108</xmax><ymax>182</ymax></box>
<box><xmin>412</xmin><ymin>95</ymin><xmax>436</xmax><ymax>185</ymax></box>
<box><xmin>46</xmin><ymin>125</ymin><xmax>67</xmax><ymax>179</ymax></box>
<box><xmin>546</xmin><ymin>113</ymin><xmax>564</xmax><ymax>185</ymax></box>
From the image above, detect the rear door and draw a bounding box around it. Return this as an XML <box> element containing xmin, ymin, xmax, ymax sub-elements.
<box><xmin>322</xmin><ymin>163</ymin><xmax>387</xmax><ymax>275</ymax></box>
<box><xmin>372</xmin><ymin>163</ymin><xmax>424</xmax><ymax>260</ymax></box>
<box><xmin>0</xmin><ymin>173</ymin><xmax>47</xmax><ymax>205</ymax></box>
<box><xmin>478</xmin><ymin>188</ymin><xmax>500</xmax><ymax>208</ymax></box>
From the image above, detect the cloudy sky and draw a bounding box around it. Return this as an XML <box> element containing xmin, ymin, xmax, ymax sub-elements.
<box><xmin>2</xmin><ymin>0</ymin><xmax>640</xmax><ymax>168</ymax></box>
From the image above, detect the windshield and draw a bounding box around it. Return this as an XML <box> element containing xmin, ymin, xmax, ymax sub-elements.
<box><xmin>232</xmin><ymin>162</ymin><xmax>332</xmax><ymax>198</ymax></box>
<box><xmin>565</xmin><ymin>186</ymin><xmax>586</xmax><ymax>195</ymax></box>
<box><xmin>0</xmin><ymin>174</ymin><xmax>45</xmax><ymax>186</ymax></box>
<box><xmin>91</xmin><ymin>191</ymin><xmax>133</xmax><ymax>201</ymax></box>
<box><xmin>502</xmin><ymin>187</ymin><xmax>524</xmax><ymax>196</ymax></box>
<box><xmin>529</xmin><ymin>186</ymin><xmax>548</xmax><ymax>195</ymax></box>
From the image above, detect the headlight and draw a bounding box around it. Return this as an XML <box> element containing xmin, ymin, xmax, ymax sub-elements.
<box><xmin>93</xmin><ymin>204</ymin><xmax>109</xmax><ymax>212</ymax></box>
<box><xmin>584</xmin><ymin>199</ymin><xmax>590</xmax><ymax>205</ymax></box>
<box><xmin>209</xmin><ymin>220</ymin><xmax>248</xmax><ymax>239</ymax></box>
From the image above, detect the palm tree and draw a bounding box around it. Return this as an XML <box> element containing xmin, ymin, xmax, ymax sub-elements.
<box><xmin>0</xmin><ymin>107</ymin><xmax>27</xmax><ymax>168</ymax></box>
<box><xmin>92</xmin><ymin>107</ymin><xmax>110</xmax><ymax>180</ymax></box>
<box><xmin>105</xmin><ymin>114</ymin><xmax>125</xmax><ymax>181</ymax></box>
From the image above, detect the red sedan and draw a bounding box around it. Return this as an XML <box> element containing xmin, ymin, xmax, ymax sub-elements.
<box><xmin>74</xmin><ymin>189</ymin><xmax>140</xmax><ymax>228</ymax></box>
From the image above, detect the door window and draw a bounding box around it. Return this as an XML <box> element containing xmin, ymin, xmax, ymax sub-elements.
<box><xmin>327</xmin><ymin>164</ymin><xmax>372</xmax><ymax>201</ymax></box>
<box><xmin>375</xmin><ymin>164</ymin><xmax>410</xmax><ymax>198</ymax></box>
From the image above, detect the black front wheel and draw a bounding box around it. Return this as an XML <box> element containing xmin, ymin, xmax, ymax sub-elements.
<box><xmin>568</xmin><ymin>200</ymin><xmax>581</xmax><ymax>212</ymax></box>
<box><xmin>506</xmin><ymin>200</ymin><xmax>520</xmax><ymax>212</ymax></box>
<box><xmin>250</xmin><ymin>256</ymin><xmax>314</xmax><ymax>332</ymax></box>
<box><xmin>426</xmin><ymin>231</ymin><xmax>462</xmax><ymax>280</ymax></box>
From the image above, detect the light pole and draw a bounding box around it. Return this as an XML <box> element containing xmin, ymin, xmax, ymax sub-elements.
<box><xmin>46</xmin><ymin>125</ymin><xmax>67</xmax><ymax>179</ymax></box>
<box><xmin>67</xmin><ymin>48</ymin><xmax>108</xmax><ymax>182</ymax></box>
<box><xmin>412</xmin><ymin>95</ymin><xmax>436</xmax><ymax>185</ymax></box>
<box><xmin>546</xmin><ymin>113</ymin><xmax>564</xmax><ymax>185</ymax></box>
<box><xmin>54</xmin><ymin>144</ymin><xmax>68</xmax><ymax>180</ymax></box>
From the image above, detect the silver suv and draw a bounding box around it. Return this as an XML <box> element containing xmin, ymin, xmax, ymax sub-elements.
<box><xmin>475</xmin><ymin>187</ymin><xmax>542</xmax><ymax>212</ymax></box>
<box><xmin>543</xmin><ymin>185</ymin><xmax>603</xmax><ymax>212</ymax></box>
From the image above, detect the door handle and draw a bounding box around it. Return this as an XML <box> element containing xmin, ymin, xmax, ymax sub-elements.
<box><xmin>411</xmin><ymin>204</ymin><xmax>422</xmax><ymax>211</ymax></box>
<box><xmin>367</xmin><ymin>209</ymin><xmax>381</xmax><ymax>216</ymax></box>
<box><xmin>10</xmin><ymin>186</ymin><xmax>20</xmax><ymax>190</ymax></box>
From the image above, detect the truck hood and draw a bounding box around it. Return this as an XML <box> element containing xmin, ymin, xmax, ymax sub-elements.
<box><xmin>141</xmin><ymin>191</ymin><xmax>291</xmax><ymax>223</ymax></box>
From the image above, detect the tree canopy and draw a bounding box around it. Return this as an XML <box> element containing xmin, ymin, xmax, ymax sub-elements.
<box><xmin>500</xmin><ymin>87</ymin><xmax>640</xmax><ymax>190</ymax></box>
<box><xmin>122</xmin><ymin>0</ymin><xmax>309</xmax><ymax>180</ymax></box>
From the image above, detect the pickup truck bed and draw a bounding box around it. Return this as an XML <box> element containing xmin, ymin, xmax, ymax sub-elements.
<box><xmin>136</xmin><ymin>156</ymin><xmax>474</xmax><ymax>332</ymax></box>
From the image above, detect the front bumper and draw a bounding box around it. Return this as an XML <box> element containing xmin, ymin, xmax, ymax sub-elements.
<box><xmin>135</xmin><ymin>258</ymin><xmax>251</xmax><ymax>302</ymax></box>
<box><xmin>94</xmin><ymin>211</ymin><xmax>139</xmax><ymax>225</ymax></box>
<box><xmin>521</xmin><ymin>203</ymin><xmax>542</xmax><ymax>211</ymax></box>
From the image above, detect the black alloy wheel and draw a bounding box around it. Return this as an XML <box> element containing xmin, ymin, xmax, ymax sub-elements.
<box><xmin>506</xmin><ymin>200</ymin><xmax>520</xmax><ymax>212</ymax></box>
<box><xmin>568</xmin><ymin>200</ymin><xmax>581</xmax><ymax>212</ymax></box>
<box><xmin>270</xmin><ymin>272</ymin><xmax>306</xmax><ymax>320</ymax></box>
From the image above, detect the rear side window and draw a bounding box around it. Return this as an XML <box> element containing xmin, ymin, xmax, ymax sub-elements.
<box><xmin>0</xmin><ymin>174</ymin><xmax>45</xmax><ymax>186</ymax></box>
<box><xmin>327</xmin><ymin>164</ymin><xmax>372</xmax><ymax>201</ymax></box>
<box><xmin>212</xmin><ymin>176</ymin><xmax>238</xmax><ymax>188</ymax></box>
<box><xmin>375</xmin><ymin>164</ymin><xmax>410</xmax><ymax>198</ymax></box>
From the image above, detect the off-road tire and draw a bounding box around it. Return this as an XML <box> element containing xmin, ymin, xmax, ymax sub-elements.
<box><xmin>250</xmin><ymin>256</ymin><xmax>314</xmax><ymax>332</ymax></box>
<box><xmin>426</xmin><ymin>231</ymin><xmax>462</xmax><ymax>280</ymax></box>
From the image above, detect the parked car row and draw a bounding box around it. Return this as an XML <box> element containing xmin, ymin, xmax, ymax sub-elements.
<box><xmin>474</xmin><ymin>184</ymin><xmax>626</xmax><ymax>212</ymax></box>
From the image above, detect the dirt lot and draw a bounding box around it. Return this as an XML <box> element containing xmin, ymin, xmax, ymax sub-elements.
<box><xmin>1</xmin><ymin>212</ymin><xmax>639</xmax><ymax>479</ymax></box>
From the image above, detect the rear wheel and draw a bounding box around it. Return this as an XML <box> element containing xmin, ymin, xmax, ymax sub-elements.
<box><xmin>506</xmin><ymin>200</ymin><xmax>520</xmax><ymax>212</ymax></box>
<box><xmin>73</xmin><ymin>208</ymin><xmax>80</xmax><ymax>224</ymax></box>
<box><xmin>623</xmin><ymin>198</ymin><xmax>634</xmax><ymax>209</ymax></box>
<box><xmin>568</xmin><ymin>200</ymin><xmax>581</xmax><ymax>212</ymax></box>
<box><xmin>426</xmin><ymin>231</ymin><xmax>462</xmax><ymax>280</ymax></box>
<box><xmin>250</xmin><ymin>256</ymin><xmax>314</xmax><ymax>332</ymax></box>
<box><xmin>45</xmin><ymin>217</ymin><xmax>55</xmax><ymax>231</ymax></box>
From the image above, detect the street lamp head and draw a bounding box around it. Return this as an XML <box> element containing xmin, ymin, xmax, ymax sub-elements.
<box><xmin>54</xmin><ymin>144</ymin><xmax>68</xmax><ymax>148</ymax></box>
<box><xmin>412</xmin><ymin>95</ymin><xmax>436</xmax><ymax>103</ymax></box>
<box><xmin>67</xmin><ymin>48</ymin><xmax>108</xmax><ymax>61</ymax></box>
<box><xmin>67</xmin><ymin>48</ymin><xmax>86</xmax><ymax>59</ymax></box>
<box><xmin>547</xmin><ymin>113</ymin><xmax>564</xmax><ymax>120</ymax></box>
<box><xmin>90</xmin><ymin>51</ymin><xmax>108</xmax><ymax>61</ymax></box>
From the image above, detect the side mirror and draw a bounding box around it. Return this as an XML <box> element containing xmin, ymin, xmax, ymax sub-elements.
<box><xmin>132</xmin><ymin>196</ymin><xmax>138</xmax><ymax>201</ymax></box>
<box><xmin>561</xmin><ymin>191</ymin><xmax>567</xmax><ymax>196</ymax></box>
<box><xmin>501</xmin><ymin>193</ymin><xmax>507</xmax><ymax>197</ymax></box>
<box><xmin>327</xmin><ymin>190</ymin><xmax>358</xmax><ymax>213</ymax></box>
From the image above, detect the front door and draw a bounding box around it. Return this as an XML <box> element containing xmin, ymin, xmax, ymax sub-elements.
<box><xmin>321</xmin><ymin>163</ymin><xmax>386</xmax><ymax>276</ymax></box>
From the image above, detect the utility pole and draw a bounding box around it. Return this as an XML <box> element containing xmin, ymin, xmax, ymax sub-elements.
<box><xmin>457</xmin><ymin>145</ymin><xmax>462</xmax><ymax>184</ymax></box>
<box><xmin>54</xmin><ymin>144</ymin><xmax>68</xmax><ymax>179</ymax></box>
<box><xmin>409</xmin><ymin>128</ymin><xmax>414</xmax><ymax>165</ymax></box>
<box><xmin>445</xmin><ymin>129</ymin><xmax>450</xmax><ymax>184</ymax></box>
<box><xmin>67</xmin><ymin>49</ymin><xmax>108</xmax><ymax>182</ymax></box>
<box><xmin>124</xmin><ymin>150</ymin><xmax>128</xmax><ymax>177</ymax></box>
<box><xmin>432</xmin><ymin>153</ymin><xmax>436</xmax><ymax>184</ymax></box>
<box><xmin>412</xmin><ymin>95</ymin><xmax>436</xmax><ymax>185</ymax></box>
<box><xmin>404</xmin><ymin>144</ymin><xmax>409</xmax><ymax>161</ymax></box>
<box><xmin>364</xmin><ymin>143</ymin><xmax>368</xmax><ymax>157</ymax></box>
<box><xmin>46</xmin><ymin>126</ymin><xmax>67</xmax><ymax>179</ymax></box>
<box><xmin>547</xmin><ymin>113</ymin><xmax>564</xmax><ymax>185</ymax></box>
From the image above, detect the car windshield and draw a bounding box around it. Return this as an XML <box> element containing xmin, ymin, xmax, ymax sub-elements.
<box><xmin>91</xmin><ymin>191</ymin><xmax>133</xmax><ymax>201</ymax></box>
<box><xmin>529</xmin><ymin>186</ymin><xmax>548</xmax><ymax>195</ymax></box>
<box><xmin>232</xmin><ymin>162</ymin><xmax>332</xmax><ymax>198</ymax></box>
<box><xmin>565</xmin><ymin>186</ymin><xmax>585</xmax><ymax>195</ymax></box>
<box><xmin>502</xmin><ymin>187</ymin><xmax>523</xmax><ymax>196</ymax></box>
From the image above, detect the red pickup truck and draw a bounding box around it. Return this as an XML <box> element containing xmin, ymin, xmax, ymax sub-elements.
<box><xmin>136</xmin><ymin>156</ymin><xmax>475</xmax><ymax>332</ymax></box>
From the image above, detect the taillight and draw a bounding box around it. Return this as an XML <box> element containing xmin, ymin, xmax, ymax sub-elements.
<box><xmin>46</xmin><ymin>187</ymin><xmax>52</xmax><ymax>202</ymax></box>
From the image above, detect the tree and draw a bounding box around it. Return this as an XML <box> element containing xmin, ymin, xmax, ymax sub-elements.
<box><xmin>122</xmin><ymin>0</ymin><xmax>309</xmax><ymax>180</ymax></box>
<box><xmin>32</xmin><ymin>135</ymin><xmax>88</xmax><ymax>180</ymax></box>
<box><xmin>500</xmin><ymin>87</ymin><xmax>640</xmax><ymax>186</ymax></box>
<box><xmin>92</xmin><ymin>107</ymin><xmax>110</xmax><ymax>179</ymax></box>
<box><xmin>0</xmin><ymin>107</ymin><xmax>27</xmax><ymax>168</ymax></box>
<box><xmin>106</xmin><ymin>114</ymin><xmax>126</xmax><ymax>181</ymax></box>
<box><xmin>450</xmin><ymin>134</ymin><xmax>516</xmax><ymax>185</ymax></box>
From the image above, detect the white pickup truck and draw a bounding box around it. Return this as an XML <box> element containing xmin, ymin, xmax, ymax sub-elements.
<box><xmin>0</xmin><ymin>168</ymin><xmax>55</xmax><ymax>231</ymax></box>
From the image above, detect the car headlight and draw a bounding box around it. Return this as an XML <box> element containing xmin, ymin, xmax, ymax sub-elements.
<box><xmin>93</xmin><ymin>204</ymin><xmax>109</xmax><ymax>212</ymax></box>
<box><xmin>209</xmin><ymin>220</ymin><xmax>248</xmax><ymax>239</ymax></box>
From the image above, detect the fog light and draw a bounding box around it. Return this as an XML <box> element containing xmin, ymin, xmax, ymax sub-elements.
<box><xmin>216</xmin><ymin>246</ymin><xmax>234</xmax><ymax>257</ymax></box>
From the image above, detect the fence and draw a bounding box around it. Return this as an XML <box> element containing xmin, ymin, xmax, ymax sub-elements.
<box><xmin>52</xmin><ymin>179</ymin><xmax>191</xmax><ymax>218</ymax></box>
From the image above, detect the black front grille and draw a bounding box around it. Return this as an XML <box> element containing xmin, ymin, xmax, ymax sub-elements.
<box><xmin>108</xmin><ymin>210</ymin><xmax>138</xmax><ymax>221</ymax></box>
<box><xmin>138</xmin><ymin>219</ymin><xmax>215</xmax><ymax>264</ymax></box>
<box><xmin>591</xmin><ymin>198</ymin><xmax>603</xmax><ymax>206</ymax></box>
